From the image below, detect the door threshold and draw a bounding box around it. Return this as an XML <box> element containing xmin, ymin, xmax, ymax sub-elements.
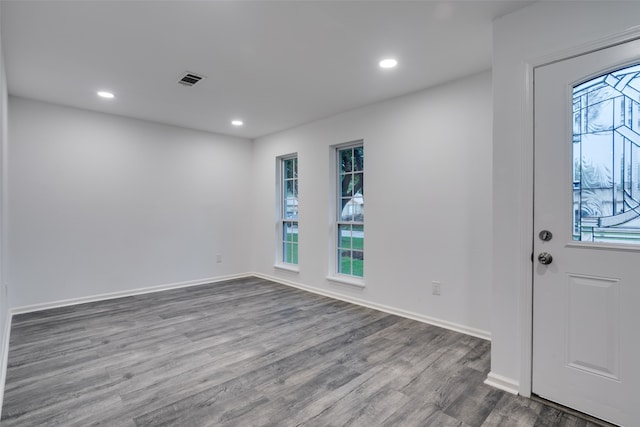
<box><xmin>530</xmin><ymin>394</ymin><xmax>618</xmax><ymax>427</ymax></box>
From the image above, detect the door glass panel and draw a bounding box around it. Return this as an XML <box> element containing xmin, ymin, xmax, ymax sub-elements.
<box><xmin>573</xmin><ymin>64</ymin><xmax>640</xmax><ymax>244</ymax></box>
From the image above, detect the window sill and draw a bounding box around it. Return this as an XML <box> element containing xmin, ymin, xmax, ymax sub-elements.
<box><xmin>274</xmin><ymin>264</ymin><xmax>300</xmax><ymax>273</ymax></box>
<box><xmin>326</xmin><ymin>275</ymin><xmax>365</xmax><ymax>288</ymax></box>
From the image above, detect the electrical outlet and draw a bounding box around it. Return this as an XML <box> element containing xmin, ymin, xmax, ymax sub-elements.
<box><xmin>432</xmin><ymin>281</ymin><xmax>441</xmax><ymax>296</ymax></box>
<box><xmin>216</xmin><ymin>254</ymin><xmax>222</xmax><ymax>263</ymax></box>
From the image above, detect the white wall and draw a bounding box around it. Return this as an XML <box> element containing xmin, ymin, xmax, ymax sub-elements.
<box><xmin>0</xmin><ymin>3</ymin><xmax>8</xmax><ymax>386</ymax></box>
<box><xmin>492</xmin><ymin>1</ymin><xmax>640</xmax><ymax>393</ymax></box>
<box><xmin>7</xmin><ymin>97</ymin><xmax>253</xmax><ymax>307</ymax></box>
<box><xmin>251</xmin><ymin>71</ymin><xmax>493</xmax><ymax>336</ymax></box>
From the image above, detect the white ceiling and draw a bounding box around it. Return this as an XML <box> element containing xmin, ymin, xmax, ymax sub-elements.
<box><xmin>1</xmin><ymin>0</ymin><xmax>534</xmax><ymax>139</ymax></box>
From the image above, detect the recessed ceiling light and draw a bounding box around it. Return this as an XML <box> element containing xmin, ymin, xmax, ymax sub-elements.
<box><xmin>231</xmin><ymin>120</ymin><xmax>244</xmax><ymax>126</ymax></box>
<box><xmin>379</xmin><ymin>58</ymin><xmax>398</xmax><ymax>69</ymax></box>
<box><xmin>97</xmin><ymin>91</ymin><xmax>115</xmax><ymax>99</ymax></box>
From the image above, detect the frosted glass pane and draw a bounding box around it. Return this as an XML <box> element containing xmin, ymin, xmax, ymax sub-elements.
<box><xmin>573</xmin><ymin>64</ymin><xmax>640</xmax><ymax>244</ymax></box>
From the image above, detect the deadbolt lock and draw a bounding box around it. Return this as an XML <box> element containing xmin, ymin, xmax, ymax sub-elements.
<box><xmin>539</xmin><ymin>230</ymin><xmax>553</xmax><ymax>241</ymax></box>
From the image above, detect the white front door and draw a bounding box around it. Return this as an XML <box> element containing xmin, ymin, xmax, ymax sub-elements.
<box><xmin>533</xmin><ymin>38</ymin><xmax>640</xmax><ymax>426</ymax></box>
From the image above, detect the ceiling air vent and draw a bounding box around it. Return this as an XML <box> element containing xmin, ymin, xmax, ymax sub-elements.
<box><xmin>178</xmin><ymin>72</ymin><xmax>205</xmax><ymax>87</ymax></box>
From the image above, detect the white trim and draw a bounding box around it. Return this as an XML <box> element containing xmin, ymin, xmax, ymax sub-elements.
<box><xmin>255</xmin><ymin>272</ymin><xmax>491</xmax><ymax>341</ymax></box>
<box><xmin>527</xmin><ymin>26</ymin><xmax>640</xmax><ymax>71</ymax></box>
<box><xmin>1</xmin><ymin>38</ymin><xmax>9</xmax><ymax>422</ymax></box>
<box><xmin>326</xmin><ymin>275</ymin><xmax>365</xmax><ymax>288</ymax></box>
<box><xmin>484</xmin><ymin>372</ymin><xmax>520</xmax><ymax>395</ymax></box>
<box><xmin>276</xmin><ymin>153</ymin><xmax>299</xmax><ymax>267</ymax></box>
<box><xmin>273</xmin><ymin>264</ymin><xmax>300</xmax><ymax>273</ymax></box>
<box><xmin>10</xmin><ymin>273</ymin><xmax>250</xmax><ymax>315</ymax></box>
<box><xmin>0</xmin><ymin>310</ymin><xmax>12</xmax><ymax>419</ymax></box>
<box><xmin>565</xmin><ymin>241</ymin><xmax>640</xmax><ymax>253</ymax></box>
<box><xmin>331</xmin><ymin>141</ymin><xmax>364</xmax><ymax>279</ymax></box>
<box><xmin>521</xmin><ymin>27</ymin><xmax>640</xmax><ymax>397</ymax></box>
<box><xmin>519</xmin><ymin>57</ymin><xmax>535</xmax><ymax>398</ymax></box>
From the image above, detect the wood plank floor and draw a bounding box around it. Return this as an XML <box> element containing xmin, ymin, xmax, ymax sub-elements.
<box><xmin>1</xmin><ymin>277</ymin><xmax>605</xmax><ymax>426</ymax></box>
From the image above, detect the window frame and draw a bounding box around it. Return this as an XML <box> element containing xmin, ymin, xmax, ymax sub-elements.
<box><xmin>330</xmin><ymin>141</ymin><xmax>364</xmax><ymax>284</ymax></box>
<box><xmin>276</xmin><ymin>154</ymin><xmax>299</xmax><ymax>270</ymax></box>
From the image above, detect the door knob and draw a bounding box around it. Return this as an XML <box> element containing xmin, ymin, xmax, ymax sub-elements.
<box><xmin>538</xmin><ymin>252</ymin><xmax>553</xmax><ymax>265</ymax></box>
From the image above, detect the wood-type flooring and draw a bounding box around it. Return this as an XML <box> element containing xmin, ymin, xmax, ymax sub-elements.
<box><xmin>1</xmin><ymin>277</ymin><xmax>606</xmax><ymax>426</ymax></box>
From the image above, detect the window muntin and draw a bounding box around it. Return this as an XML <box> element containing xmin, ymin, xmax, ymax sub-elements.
<box><xmin>572</xmin><ymin>64</ymin><xmax>640</xmax><ymax>244</ymax></box>
<box><xmin>337</xmin><ymin>145</ymin><xmax>363</xmax><ymax>277</ymax></box>
<box><xmin>280</xmin><ymin>156</ymin><xmax>298</xmax><ymax>264</ymax></box>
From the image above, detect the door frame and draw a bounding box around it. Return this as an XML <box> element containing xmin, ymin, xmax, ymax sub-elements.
<box><xmin>520</xmin><ymin>27</ymin><xmax>640</xmax><ymax>397</ymax></box>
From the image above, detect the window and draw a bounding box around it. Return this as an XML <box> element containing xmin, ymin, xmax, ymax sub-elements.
<box><xmin>279</xmin><ymin>155</ymin><xmax>298</xmax><ymax>265</ymax></box>
<box><xmin>572</xmin><ymin>64</ymin><xmax>640</xmax><ymax>244</ymax></box>
<box><xmin>336</xmin><ymin>144</ymin><xmax>364</xmax><ymax>277</ymax></box>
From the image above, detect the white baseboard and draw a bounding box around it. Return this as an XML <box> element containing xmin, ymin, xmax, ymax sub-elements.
<box><xmin>252</xmin><ymin>272</ymin><xmax>491</xmax><ymax>341</ymax></box>
<box><xmin>10</xmin><ymin>273</ymin><xmax>251</xmax><ymax>315</ymax></box>
<box><xmin>484</xmin><ymin>371</ymin><xmax>520</xmax><ymax>395</ymax></box>
<box><xmin>0</xmin><ymin>310</ymin><xmax>12</xmax><ymax>419</ymax></box>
